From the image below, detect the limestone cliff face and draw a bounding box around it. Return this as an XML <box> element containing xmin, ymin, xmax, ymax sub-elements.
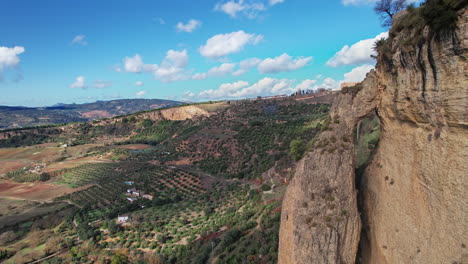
<box><xmin>279</xmin><ymin>71</ymin><xmax>379</xmax><ymax>264</ymax></box>
<box><xmin>279</xmin><ymin>8</ymin><xmax>467</xmax><ymax>264</ymax></box>
<box><xmin>359</xmin><ymin>8</ymin><xmax>468</xmax><ymax>264</ymax></box>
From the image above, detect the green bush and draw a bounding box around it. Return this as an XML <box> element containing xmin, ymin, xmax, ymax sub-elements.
<box><xmin>290</xmin><ymin>139</ymin><xmax>306</xmax><ymax>161</ymax></box>
<box><xmin>421</xmin><ymin>0</ymin><xmax>459</xmax><ymax>37</ymax></box>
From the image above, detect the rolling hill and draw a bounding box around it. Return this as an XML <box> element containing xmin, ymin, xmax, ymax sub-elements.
<box><xmin>0</xmin><ymin>99</ymin><xmax>183</xmax><ymax>129</ymax></box>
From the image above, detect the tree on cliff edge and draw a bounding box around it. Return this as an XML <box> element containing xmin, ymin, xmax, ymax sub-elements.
<box><xmin>374</xmin><ymin>0</ymin><xmax>408</xmax><ymax>27</ymax></box>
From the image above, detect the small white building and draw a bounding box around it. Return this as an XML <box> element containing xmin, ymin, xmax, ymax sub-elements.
<box><xmin>127</xmin><ymin>197</ymin><xmax>137</xmax><ymax>203</ymax></box>
<box><xmin>118</xmin><ymin>215</ymin><xmax>129</xmax><ymax>222</ymax></box>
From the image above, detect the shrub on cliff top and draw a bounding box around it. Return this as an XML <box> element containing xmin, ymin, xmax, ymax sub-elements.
<box><xmin>421</xmin><ymin>0</ymin><xmax>460</xmax><ymax>38</ymax></box>
<box><xmin>391</xmin><ymin>0</ymin><xmax>462</xmax><ymax>41</ymax></box>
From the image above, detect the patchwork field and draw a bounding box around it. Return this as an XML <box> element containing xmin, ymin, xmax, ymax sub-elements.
<box><xmin>0</xmin><ymin>180</ymin><xmax>75</xmax><ymax>201</ymax></box>
<box><xmin>0</xmin><ymin>99</ymin><xmax>328</xmax><ymax>263</ymax></box>
<box><xmin>0</xmin><ymin>143</ymin><xmax>104</xmax><ymax>176</ymax></box>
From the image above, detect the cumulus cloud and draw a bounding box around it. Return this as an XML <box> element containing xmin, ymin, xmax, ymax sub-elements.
<box><xmin>258</xmin><ymin>53</ymin><xmax>312</xmax><ymax>74</ymax></box>
<box><xmin>192</xmin><ymin>73</ymin><xmax>207</xmax><ymax>80</ymax></box>
<box><xmin>187</xmin><ymin>63</ymin><xmax>375</xmax><ymax>100</ymax></box>
<box><xmin>310</xmin><ymin>65</ymin><xmax>374</xmax><ymax>91</ymax></box>
<box><xmin>69</xmin><ymin>76</ymin><xmax>86</xmax><ymax>89</ymax></box>
<box><xmin>326</xmin><ymin>32</ymin><xmax>388</xmax><ymax>67</ymax></box>
<box><xmin>215</xmin><ymin>0</ymin><xmax>284</xmax><ymax>18</ymax></box>
<box><xmin>136</xmin><ymin>91</ymin><xmax>146</xmax><ymax>98</ymax></box>
<box><xmin>176</xmin><ymin>19</ymin><xmax>202</xmax><ymax>33</ymax></box>
<box><xmin>193</xmin><ymin>63</ymin><xmax>237</xmax><ymax>80</ymax></box>
<box><xmin>343</xmin><ymin>64</ymin><xmax>374</xmax><ymax>82</ymax></box>
<box><xmin>154</xmin><ymin>49</ymin><xmax>189</xmax><ymax>82</ymax></box>
<box><xmin>164</xmin><ymin>49</ymin><xmax>189</xmax><ymax>68</ymax></box>
<box><xmin>233</xmin><ymin>58</ymin><xmax>261</xmax><ymax>76</ymax></box>
<box><xmin>269</xmin><ymin>0</ymin><xmax>284</xmax><ymax>5</ymax></box>
<box><xmin>0</xmin><ymin>46</ymin><xmax>25</xmax><ymax>72</ymax></box>
<box><xmin>135</xmin><ymin>81</ymin><xmax>143</xmax><ymax>86</ymax></box>
<box><xmin>118</xmin><ymin>49</ymin><xmax>189</xmax><ymax>83</ymax></box>
<box><xmin>214</xmin><ymin>0</ymin><xmax>265</xmax><ymax>19</ymax></box>
<box><xmin>208</xmin><ymin>63</ymin><xmax>236</xmax><ymax>76</ymax></box>
<box><xmin>122</xmin><ymin>54</ymin><xmax>157</xmax><ymax>73</ymax></box>
<box><xmin>188</xmin><ymin>63</ymin><xmax>375</xmax><ymax>99</ymax></box>
<box><xmin>71</xmin><ymin>35</ymin><xmax>87</xmax><ymax>46</ymax></box>
<box><xmin>92</xmin><ymin>80</ymin><xmax>112</xmax><ymax>89</ymax></box>
<box><xmin>187</xmin><ymin>77</ymin><xmax>295</xmax><ymax>99</ymax></box>
<box><xmin>295</xmin><ymin>79</ymin><xmax>317</xmax><ymax>91</ymax></box>
<box><xmin>321</xmin><ymin>77</ymin><xmax>340</xmax><ymax>89</ymax></box>
<box><xmin>197</xmin><ymin>81</ymin><xmax>250</xmax><ymax>98</ymax></box>
<box><xmin>199</xmin><ymin>31</ymin><xmax>263</xmax><ymax>59</ymax></box>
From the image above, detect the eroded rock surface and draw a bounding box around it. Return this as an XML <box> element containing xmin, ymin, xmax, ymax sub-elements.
<box><xmin>279</xmin><ymin>8</ymin><xmax>467</xmax><ymax>264</ymax></box>
<box><xmin>358</xmin><ymin>8</ymin><xmax>468</xmax><ymax>264</ymax></box>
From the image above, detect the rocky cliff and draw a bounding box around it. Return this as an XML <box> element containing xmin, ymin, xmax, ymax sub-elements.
<box><xmin>279</xmin><ymin>5</ymin><xmax>467</xmax><ymax>264</ymax></box>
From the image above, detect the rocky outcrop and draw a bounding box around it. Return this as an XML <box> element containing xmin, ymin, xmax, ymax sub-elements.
<box><xmin>279</xmin><ymin>72</ymin><xmax>379</xmax><ymax>264</ymax></box>
<box><xmin>358</xmin><ymin>8</ymin><xmax>468</xmax><ymax>264</ymax></box>
<box><xmin>140</xmin><ymin>105</ymin><xmax>213</xmax><ymax>121</ymax></box>
<box><xmin>279</xmin><ymin>7</ymin><xmax>467</xmax><ymax>264</ymax></box>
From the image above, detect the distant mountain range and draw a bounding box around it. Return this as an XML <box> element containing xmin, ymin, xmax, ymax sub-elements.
<box><xmin>0</xmin><ymin>99</ymin><xmax>183</xmax><ymax>129</ymax></box>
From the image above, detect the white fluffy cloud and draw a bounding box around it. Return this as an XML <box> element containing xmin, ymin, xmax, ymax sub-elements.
<box><xmin>0</xmin><ymin>46</ymin><xmax>25</xmax><ymax>72</ymax></box>
<box><xmin>122</xmin><ymin>54</ymin><xmax>157</xmax><ymax>73</ymax></box>
<box><xmin>233</xmin><ymin>58</ymin><xmax>261</xmax><ymax>76</ymax></box>
<box><xmin>92</xmin><ymin>80</ymin><xmax>112</xmax><ymax>89</ymax></box>
<box><xmin>214</xmin><ymin>0</ymin><xmax>265</xmax><ymax>18</ymax></box>
<box><xmin>193</xmin><ymin>63</ymin><xmax>237</xmax><ymax>80</ymax></box>
<box><xmin>154</xmin><ymin>49</ymin><xmax>189</xmax><ymax>82</ymax></box>
<box><xmin>309</xmin><ymin>65</ymin><xmax>374</xmax><ymax>91</ymax></box>
<box><xmin>295</xmin><ymin>79</ymin><xmax>317</xmax><ymax>91</ymax></box>
<box><xmin>269</xmin><ymin>0</ymin><xmax>284</xmax><ymax>5</ymax></box>
<box><xmin>192</xmin><ymin>73</ymin><xmax>207</xmax><ymax>80</ymax></box>
<box><xmin>198</xmin><ymin>81</ymin><xmax>249</xmax><ymax>98</ymax></box>
<box><xmin>119</xmin><ymin>49</ymin><xmax>189</xmax><ymax>83</ymax></box>
<box><xmin>199</xmin><ymin>31</ymin><xmax>263</xmax><ymax>59</ymax></box>
<box><xmin>164</xmin><ymin>49</ymin><xmax>189</xmax><ymax>68</ymax></box>
<box><xmin>186</xmin><ymin>63</ymin><xmax>375</xmax><ymax>100</ymax></box>
<box><xmin>136</xmin><ymin>91</ymin><xmax>146</xmax><ymax>98</ymax></box>
<box><xmin>69</xmin><ymin>76</ymin><xmax>86</xmax><ymax>89</ymax></box>
<box><xmin>343</xmin><ymin>64</ymin><xmax>374</xmax><ymax>82</ymax></box>
<box><xmin>326</xmin><ymin>32</ymin><xmax>388</xmax><ymax>67</ymax></box>
<box><xmin>321</xmin><ymin>77</ymin><xmax>340</xmax><ymax>89</ymax></box>
<box><xmin>135</xmin><ymin>81</ymin><xmax>143</xmax><ymax>86</ymax></box>
<box><xmin>258</xmin><ymin>53</ymin><xmax>312</xmax><ymax>74</ymax></box>
<box><xmin>188</xmin><ymin>77</ymin><xmax>296</xmax><ymax>99</ymax></box>
<box><xmin>176</xmin><ymin>19</ymin><xmax>202</xmax><ymax>33</ymax></box>
<box><xmin>71</xmin><ymin>35</ymin><xmax>87</xmax><ymax>46</ymax></box>
<box><xmin>214</xmin><ymin>0</ymin><xmax>284</xmax><ymax>18</ymax></box>
<box><xmin>209</xmin><ymin>63</ymin><xmax>236</xmax><ymax>76</ymax></box>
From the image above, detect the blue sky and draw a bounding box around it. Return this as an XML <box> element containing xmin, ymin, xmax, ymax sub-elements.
<box><xmin>1</xmin><ymin>0</ymin><xmax>391</xmax><ymax>106</ymax></box>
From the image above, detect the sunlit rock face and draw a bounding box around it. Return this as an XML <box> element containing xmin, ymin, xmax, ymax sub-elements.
<box><xmin>279</xmin><ymin>8</ymin><xmax>467</xmax><ymax>264</ymax></box>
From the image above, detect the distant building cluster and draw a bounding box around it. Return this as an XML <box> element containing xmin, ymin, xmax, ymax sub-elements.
<box><xmin>125</xmin><ymin>183</ymin><xmax>153</xmax><ymax>203</ymax></box>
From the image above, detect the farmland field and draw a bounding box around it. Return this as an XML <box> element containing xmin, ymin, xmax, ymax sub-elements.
<box><xmin>0</xmin><ymin>180</ymin><xmax>75</xmax><ymax>201</ymax></box>
<box><xmin>0</xmin><ymin>99</ymin><xmax>331</xmax><ymax>263</ymax></box>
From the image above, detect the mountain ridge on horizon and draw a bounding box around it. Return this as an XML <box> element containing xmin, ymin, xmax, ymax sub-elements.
<box><xmin>0</xmin><ymin>98</ymin><xmax>183</xmax><ymax>130</ymax></box>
